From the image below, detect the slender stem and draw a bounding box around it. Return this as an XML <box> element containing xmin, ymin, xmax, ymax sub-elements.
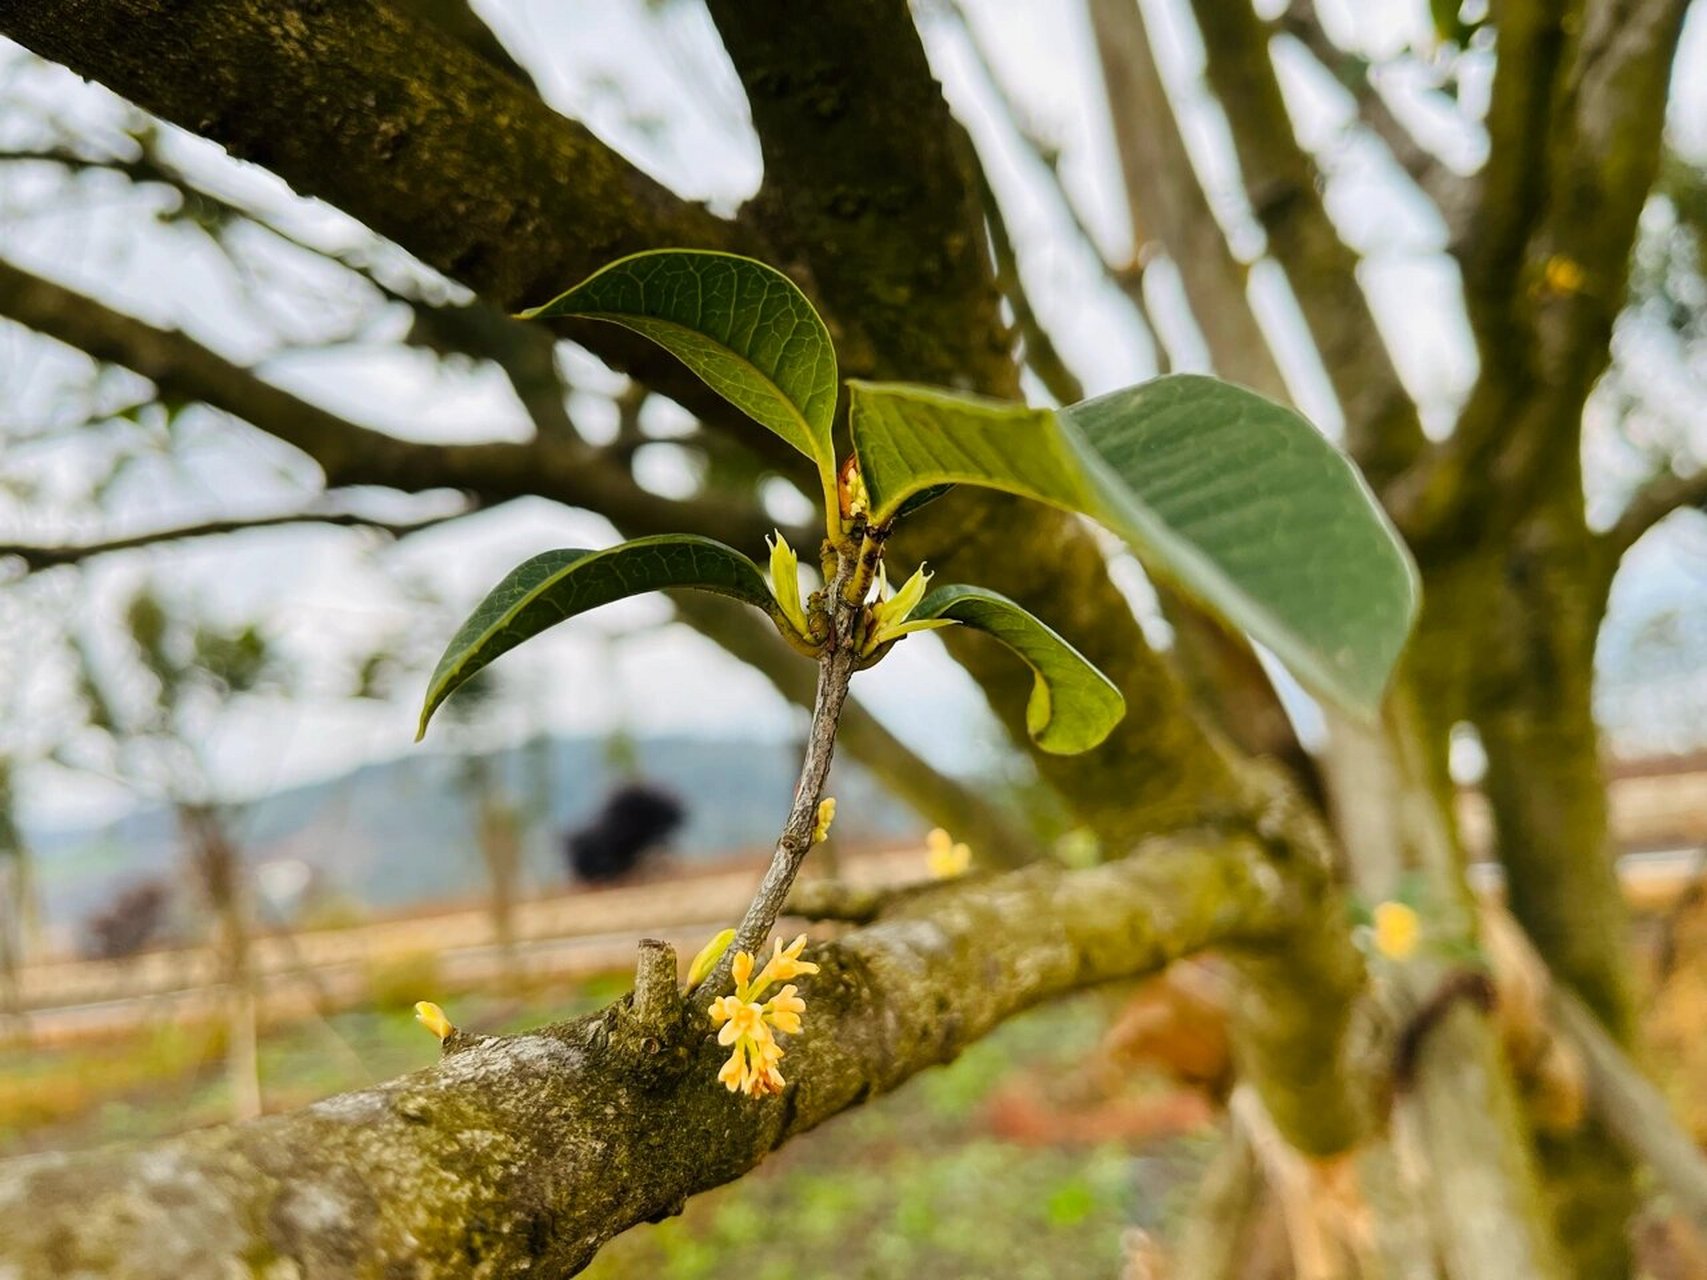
<box><xmin>707</xmin><ymin>544</ymin><xmax>862</xmax><ymax>988</ymax></box>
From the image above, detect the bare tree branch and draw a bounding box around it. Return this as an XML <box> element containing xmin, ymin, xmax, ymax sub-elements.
<box><xmin>1086</xmin><ymin>0</ymin><xmax>1287</xmax><ymax>402</ymax></box>
<box><xmin>1552</xmin><ymin>985</ymin><xmax>1707</xmax><ymax>1238</ymax></box>
<box><xmin>0</xmin><ymin>831</ymin><xmax>1361</xmax><ymax>1277</ymax></box>
<box><xmin>0</xmin><ymin>507</ymin><xmax>464</xmax><ymax>574</ymax></box>
<box><xmin>0</xmin><ymin>0</ymin><xmax>774</xmax><ymax>434</ymax></box>
<box><xmin>943</xmin><ymin>1</ymin><xmax>1169</xmax><ymax>372</ymax></box>
<box><xmin>1187</xmin><ymin>0</ymin><xmax>1429</xmax><ymax>486</ymax></box>
<box><xmin>1603</xmin><ymin>467</ymin><xmax>1707</xmax><ymax>561</ymax></box>
<box><xmin>976</xmin><ymin>160</ymin><xmax>1086</xmax><ymax>406</ymax></box>
<box><xmin>1277</xmin><ymin>0</ymin><xmax>1471</xmax><ymax>222</ymax></box>
<box><xmin>0</xmin><ymin>257</ymin><xmax>792</xmax><ymax>554</ymax></box>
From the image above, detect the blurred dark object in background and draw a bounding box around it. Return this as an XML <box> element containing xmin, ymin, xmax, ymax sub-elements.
<box><xmin>83</xmin><ymin>879</ymin><xmax>169</xmax><ymax>959</ymax></box>
<box><xmin>564</xmin><ymin>783</ymin><xmax>685</xmax><ymax>884</ymax></box>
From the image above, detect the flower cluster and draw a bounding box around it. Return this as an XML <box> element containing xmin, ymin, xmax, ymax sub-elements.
<box><xmin>707</xmin><ymin>933</ymin><xmax>820</xmax><ymax>1097</ymax></box>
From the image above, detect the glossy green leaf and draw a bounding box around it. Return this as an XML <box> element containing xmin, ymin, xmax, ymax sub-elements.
<box><xmin>521</xmin><ymin>250</ymin><xmax>839</xmax><ymax>499</ymax></box>
<box><xmin>910</xmin><ymin>585</ymin><xmax>1125</xmax><ymax>754</ymax></box>
<box><xmin>848</xmin><ymin>376</ymin><xmax>1418</xmax><ymax>716</ymax></box>
<box><xmin>418</xmin><ymin>535</ymin><xmax>775</xmax><ymax>739</ymax></box>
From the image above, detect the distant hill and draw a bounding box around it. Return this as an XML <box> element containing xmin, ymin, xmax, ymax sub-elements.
<box><xmin>23</xmin><ymin>735</ymin><xmax>920</xmax><ymax>940</ymax></box>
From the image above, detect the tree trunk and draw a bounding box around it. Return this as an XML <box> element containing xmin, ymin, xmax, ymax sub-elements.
<box><xmin>1471</xmin><ymin>505</ymin><xmax>1638</xmax><ymax>1280</ymax></box>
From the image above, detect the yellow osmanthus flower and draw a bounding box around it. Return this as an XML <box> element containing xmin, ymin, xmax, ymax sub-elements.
<box><xmin>926</xmin><ymin>827</ymin><xmax>972</xmax><ymax>878</ymax></box>
<box><xmin>813</xmin><ymin>796</ymin><xmax>837</xmax><ymax>843</ymax></box>
<box><xmin>767</xmin><ymin>532</ymin><xmax>812</xmax><ymax>641</ymax></box>
<box><xmin>414</xmin><ymin>1001</ymin><xmax>455</xmax><ymax>1041</ymax></box>
<box><xmin>1372</xmin><ymin>901</ymin><xmax>1421</xmax><ymax>960</ymax></box>
<box><xmin>707</xmin><ymin>932</ymin><xmax>821</xmax><ymax>1097</ymax></box>
<box><xmin>860</xmin><ymin>562</ymin><xmax>957</xmax><ymax>656</ymax></box>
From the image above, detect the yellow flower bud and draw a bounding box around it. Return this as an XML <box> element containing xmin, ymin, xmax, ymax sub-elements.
<box><xmin>687</xmin><ymin>927</ymin><xmax>736</xmax><ymax>987</ymax></box>
<box><xmin>813</xmin><ymin>796</ymin><xmax>837</xmax><ymax>843</ymax></box>
<box><xmin>767</xmin><ymin>532</ymin><xmax>812</xmax><ymax>640</ymax></box>
<box><xmin>414</xmin><ymin>1001</ymin><xmax>455</xmax><ymax>1041</ymax></box>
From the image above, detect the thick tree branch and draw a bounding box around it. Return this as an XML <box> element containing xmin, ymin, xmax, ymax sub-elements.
<box><xmin>0</xmin><ymin>258</ymin><xmax>790</xmax><ymax>553</ymax></box>
<box><xmin>702</xmin><ymin>0</ymin><xmax>1009</xmax><ymax>390</ymax></box>
<box><xmin>0</xmin><ymin>1</ymin><xmax>732</xmax><ymax>310</ymax></box>
<box><xmin>705</xmin><ymin>0</ymin><xmax>1247</xmax><ymax>845</ymax></box>
<box><xmin>1399</xmin><ymin>0</ymin><xmax>1690</xmax><ymax>548</ymax></box>
<box><xmin>0</xmin><ymin>832</ymin><xmax>1356</xmax><ymax>1277</ymax></box>
<box><xmin>6</xmin><ymin>0</ymin><xmax>1248</xmax><ymax>851</ymax></box>
<box><xmin>1188</xmin><ymin>0</ymin><xmax>1429</xmax><ymax>486</ymax></box>
<box><xmin>0</xmin><ymin>0</ymin><xmax>774</xmax><ymax>436</ymax></box>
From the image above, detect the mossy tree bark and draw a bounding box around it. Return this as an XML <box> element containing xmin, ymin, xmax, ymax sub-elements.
<box><xmin>0</xmin><ymin>834</ymin><xmax>1364</xmax><ymax>1277</ymax></box>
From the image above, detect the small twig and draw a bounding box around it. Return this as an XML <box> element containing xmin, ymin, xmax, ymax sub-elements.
<box><xmin>0</xmin><ymin>505</ymin><xmax>467</xmax><ymax>575</ymax></box>
<box><xmin>706</xmin><ymin>539</ymin><xmax>862</xmax><ymax>987</ymax></box>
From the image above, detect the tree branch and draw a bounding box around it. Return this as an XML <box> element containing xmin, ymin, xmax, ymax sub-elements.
<box><xmin>0</xmin><ymin>257</ymin><xmax>791</xmax><ymax>554</ymax></box>
<box><xmin>1085</xmin><ymin>0</ymin><xmax>1287</xmax><ymax>403</ymax></box>
<box><xmin>944</xmin><ymin>1</ymin><xmax>1169</xmax><ymax>371</ymax></box>
<box><xmin>0</xmin><ymin>0</ymin><xmax>777</xmax><ymax>437</ymax></box>
<box><xmin>975</xmin><ymin>160</ymin><xmax>1086</xmax><ymax>406</ymax></box>
<box><xmin>1187</xmin><ymin>0</ymin><xmax>1429</xmax><ymax>486</ymax></box>
<box><xmin>1277</xmin><ymin>0</ymin><xmax>1470</xmax><ymax>222</ymax></box>
<box><xmin>1552</xmin><ymin>985</ymin><xmax>1707</xmax><ymax>1237</ymax></box>
<box><xmin>1602</xmin><ymin>467</ymin><xmax>1707</xmax><ymax>562</ymax></box>
<box><xmin>1397</xmin><ymin>0</ymin><xmax>1691</xmax><ymax>547</ymax></box>
<box><xmin>0</xmin><ymin>831</ymin><xmax>1351</xmax><ymax>1277</ymax></box>
<box><xmin>718</xmin><ymin>538</ymin><xmax>864</xmax><ymax>970</ymax></box>
<box><xmin>0</xmin><ymin>507</ymin><xmax>463</xmax><ymax>574</ymax></box>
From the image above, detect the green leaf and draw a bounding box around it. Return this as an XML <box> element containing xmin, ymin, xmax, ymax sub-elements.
<box><xmin>910</xmin><ymin>585</ymin><xmax>1125</xmax><ymax>754</ymax></box>
<box><xmin>848</xmin><ymin>376</ymin><xmax>1418</xmax><ymax>716</ymax></box>
<box><xmin>521</xmin><ymin>250</ymin><xmax>839</xmax><ymax>504</ymax></box>
<box><xmin>418</xmin><ymin>534</ymin><xmax>775</xmax><ymax>739</ymax></box>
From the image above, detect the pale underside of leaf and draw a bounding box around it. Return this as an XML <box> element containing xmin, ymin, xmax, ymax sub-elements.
<box><xmin>522</xmin><ymin>250</ymin><xmax>840</xmax><ymax>507</ymax></box>
<box><xmin>911</xmin><ymin>584</ymin><xmax>1125</xmax><ymax>754</ymax></box>
<box><xmin>848</xmin><ymin>376</ymin><xmax>1419</xmax><ymax>716</ymax></box>
<box><xmin>418</xmin><ymin>535</ymin><xmax>775</xmax><ymax>739</ymax></box>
